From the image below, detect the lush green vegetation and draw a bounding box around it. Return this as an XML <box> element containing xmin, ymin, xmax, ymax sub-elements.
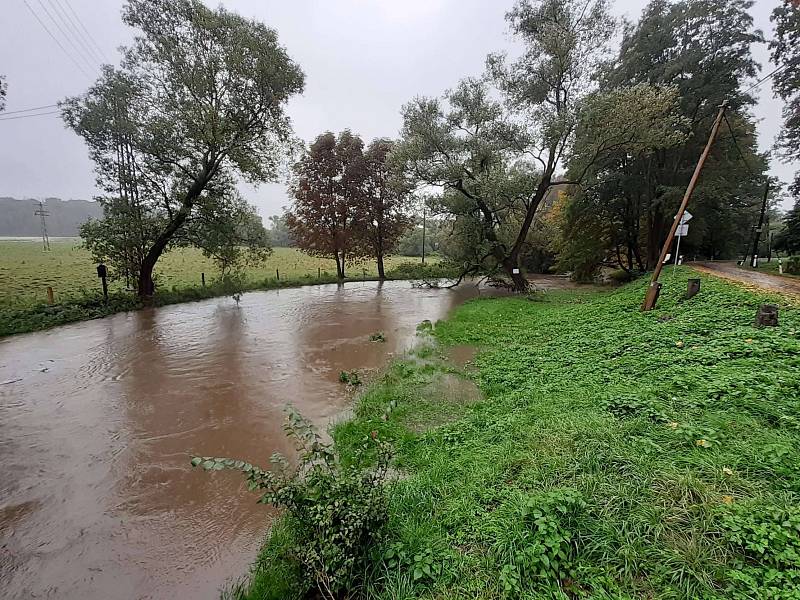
<box><xmin>0</xmin><ymin>240</ymin><xmax>447</xmax><ymax>337</ymax></box>
<box><xmin>231</xmin><ymin>269</ymin><xmax>800</xmax><ymax>599</ymax></box>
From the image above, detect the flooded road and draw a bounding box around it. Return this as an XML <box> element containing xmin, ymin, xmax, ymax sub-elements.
<box><xmin>0</xmin><ymin>281</ymin><xmax>494</xmax><ymax>599</ymax></box>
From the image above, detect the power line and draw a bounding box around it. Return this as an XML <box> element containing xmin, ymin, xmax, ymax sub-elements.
<box><xmin>57</xmin><ymin>0</ymin><xmax>108</xmax><ymax>63</ymax></box>
<box><xmin>47</xmin><ymin>0</ymin><xmax>104</xmax><ymax>66</ymax></box>
<box><xmin>0</xmin><ymin>103</ymin><xmax>58</xmax><ymax>115</ymax></box>
<box><xmin>35</xmin><ymin>0</ymin><xmax>98</xmax><ymax>75</ymax></box>
<box><xmin>22</xmin><ymin>0</ymin><xmax>94</xmax><ymax>79</ymax></box>
<box><xmin>722</xmin><ymin>112</ymin><xmax>757</xmax><ymax>178</ymax></box>
<box><xmin>743</xmin><ymin>64</ymin><xmax>789</xmax><ymax>95</ymax></box>
<box><xmin>0</xmin><ymin>110</ymin><xmax>61</xmax><ymax>122</ymax></box>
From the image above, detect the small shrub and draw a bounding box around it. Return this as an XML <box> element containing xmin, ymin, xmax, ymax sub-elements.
<box><xmin>369</xmin><ymin>331</ymin><xmax>386</xmax><ymax>342</ymax></box>
<box><xmin>193</xmin><ymin>408</ymin><xmax>391</xmax><ymax>600</ymax></box>
<box><xmin>786</xmin><ymin>257</ymin><xmax>800</xmax><ymax>275</ymax></box>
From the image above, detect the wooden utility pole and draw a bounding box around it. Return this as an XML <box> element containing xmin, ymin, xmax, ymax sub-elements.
<box><xmin>421</xmin><ymin>206</ymin><xmax>427</xmax><ymax>266</ymax></box>
<box><xmin>748</xmin><ymin>181</ymin><xmax>770</xmax><ymax>268</ymax></box>
<box><xmin>34</xmin><ymin>201</ymin><xmax>51</xmax><ymax>252</ymax></box>
<box><xmin>642</xmin><ymin>101</ymin><xmax>728</xmax><ymax>311</ymax></box>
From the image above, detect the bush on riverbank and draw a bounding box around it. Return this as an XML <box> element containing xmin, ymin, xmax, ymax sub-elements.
<box><xmin>231</xmin><ymin>268</ymin><xmax>800</xmax><ymax>599</ymax></box>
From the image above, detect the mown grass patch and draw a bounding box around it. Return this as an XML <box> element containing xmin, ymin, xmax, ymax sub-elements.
<box><xmin>231</xmin><ymin>268</ymin><xmax>800</xmax><ymax>599</ymax></box>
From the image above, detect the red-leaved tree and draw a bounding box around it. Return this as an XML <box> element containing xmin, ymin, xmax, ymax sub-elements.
<box><xmin>287</xmin><ymin>131</ymin><xmax>368</xmax><ymax>279</ymax></box>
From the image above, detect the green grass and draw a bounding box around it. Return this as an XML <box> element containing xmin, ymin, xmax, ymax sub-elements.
<box><xmin>0</xmin><ymin>240</ymin><xmax>450</xmax><ymax>336</ymax></box>
<box><xmin>0</xmin><ymin>240</ymin><xmax>429</xmax><ymax>308</ymax></box>
<box><xmin>235</xmin><ymin>268</ymin><xmax>800</xmax><ymax>599</ymax></box>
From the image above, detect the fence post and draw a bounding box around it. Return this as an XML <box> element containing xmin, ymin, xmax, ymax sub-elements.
<box><xmin>47</xmin><ymin>286</ymin><xmax>54</xmax><ymax>305</ymax></box>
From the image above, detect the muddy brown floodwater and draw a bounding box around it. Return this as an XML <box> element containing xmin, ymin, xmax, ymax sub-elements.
<box><xmin>0</xmin><ymin>280</ymin><xmax>500</xmax><ymax>600</ymax></box>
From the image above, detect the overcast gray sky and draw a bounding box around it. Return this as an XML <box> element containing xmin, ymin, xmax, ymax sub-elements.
<box><xmin>0</xmin><ymin>0</ymin><xmax>796</xmax><ymax>217</ymax></box>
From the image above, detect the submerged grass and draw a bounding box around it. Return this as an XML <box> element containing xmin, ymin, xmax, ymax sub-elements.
<box><xmin>232</xmin><ymin>267</ymin><xmax>800</xmax><ymax>599</ymax></box>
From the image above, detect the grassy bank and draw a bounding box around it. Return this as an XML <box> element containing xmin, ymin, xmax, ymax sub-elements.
<box><xmin>235</xmin><ymin>268</ymin><xmax>800</xmax><ymax>599</ymax></box>
<box><xmin>0</xmin><ymin>241</ymin><xmax>449</xmax><ymax>336</ymax></box>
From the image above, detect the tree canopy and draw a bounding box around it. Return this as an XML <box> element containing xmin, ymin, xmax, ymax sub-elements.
<box><xmin>770</xmin><ymin>0</ymin><xmax>800</xmax><ymax>196</ymax></box>
<box><xmin>63</xmin><ymin>0</ymin><xmax>304</xmax><ymax>298</ymax></box>
<box><xmin>557</xmin><ymin>0</ymin><xmax>770</xmax><ymax>277</ymax></box>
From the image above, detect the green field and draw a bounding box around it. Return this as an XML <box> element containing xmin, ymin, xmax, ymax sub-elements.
<box><xmin>0</xmin><ymin>239</ymin><xmax>424</xmax><ymax>309</ymax></box>
<box><xmin>235</xmin><ymin>269</ymin><xmax>800</xmax><ymax>599</ymax></box>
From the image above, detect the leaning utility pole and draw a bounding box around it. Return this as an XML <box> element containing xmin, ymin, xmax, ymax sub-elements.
<box><xmin>748</xmin><ymin>181</ymin><xmax>770</xmax><ymax>268</ymax></box>
<box><xmin>421</xmin><ymin>206</ymin><xmax>427</xmax><ymax>265</ymax></box>
<box><xmin>642</xmin><ymin>101</ymin><xmax>728</xmax><ymax>311</ymax></box>
<box><xmin>34</xmin><ymin>200</ymin><xmax>51</xmax><ymax>252</ymax></box>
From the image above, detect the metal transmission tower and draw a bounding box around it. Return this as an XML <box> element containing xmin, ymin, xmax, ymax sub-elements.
<box><xmin>34</xmin><ymin>201</ymin><xmax>51</xmax><ymax>251</ymax></box>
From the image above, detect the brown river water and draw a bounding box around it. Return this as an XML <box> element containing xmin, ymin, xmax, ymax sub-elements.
<box><xmin>0</xmin><ymin>280</ymin><xmax>495</xmax><ymax>600</ymax></box>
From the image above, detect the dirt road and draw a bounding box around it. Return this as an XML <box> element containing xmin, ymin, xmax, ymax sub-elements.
<box><xmin>691</xmin><ymin>261</ymin><xmax>800</xmax><ymax>298</ymax></box>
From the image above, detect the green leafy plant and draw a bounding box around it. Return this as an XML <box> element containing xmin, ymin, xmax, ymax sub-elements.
<box><xmin>494</xmin><ymin>488</ymin><xmax>587</xmax><ymax>596</ymax></box>
<box><xmin>192</xmin><ymin>408</ymin><xmax>391</xmax><ymax>600</ymax></box>
<box><xmin>719</xmin><ymin>502</ymin><xmax>800</xmax><ymax>597</ymax></box>
<box><xmin>605</xmin><ymin>395</ymin><xmax>668</xmax><ymax>423</ymax></box>
<box><xmin>383</xmin><ymin>543</ymin><xmax>443</xmax><ymax>584</ymax></box>
<box><xmin>339</xmin><ymin>370</ymin><xmax>362</xmax><ymax>386</ymax></box>
<box><xmin>369</xmin><ymin>331</ymin><xmax>386</xmax><ymax>342</ymax></box>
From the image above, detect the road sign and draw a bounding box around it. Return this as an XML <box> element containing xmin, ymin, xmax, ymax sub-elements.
<box><xmin>678</xmin><ymin>210</ymin><xmax>693</xmax><ymax>224</ymax></box>
<box><xmin>675</xmin><ymin>223</ymin><xmax>689</xmax><ymax>237</ymax></box>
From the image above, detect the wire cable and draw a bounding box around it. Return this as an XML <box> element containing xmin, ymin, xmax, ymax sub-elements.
<box><xmin>59</xmin><ymin>0</ymin><xmax>108</xmax><ymax>63</ymax></box>
<box><xmin>743</xmin><ymin>64</ymin><xmax>789</xmax><ymax>96</ymax></box>
<box><xmin>35</xmin><ymin>0</ymin><xmax>98</xmax><ymax>75</ymax></box>
<box><xmin>47</xmin><ymin>0</ymin><xmax>103</xmax><ymax>66</ymax></box>
<box><xmin>0</xmin><ymin>103</ymin><xmax>59</xmax><ymax>115</ymax></box>
<box><xmin>22</xmin><ymin>0</ymin><xmax>94</xmax><ymax>79</ymax></box>
<box><xmin>0</xmin><ymin>110</ymin><xmax>61</xmax><ymax>122</ymax></box>
<box><xmin>722</xmin><ymin>112</ymin><xmax>757</xmax><ymax>178</ymax></box>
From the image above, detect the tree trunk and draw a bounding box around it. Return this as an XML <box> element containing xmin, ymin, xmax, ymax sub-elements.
<box><xmin>137</xmin><ymin>167</ymin><xmax>212</xmax><ymax>302</ymax></box>
<box><xmin>334</xmin><ymin>253</ymin><xmax>345</xmax><ymax>279</ymax></box>
<box><xmin>377</xmin><ymin>253</ymin><xmax>385</xmax><ymax>280</ymax></box>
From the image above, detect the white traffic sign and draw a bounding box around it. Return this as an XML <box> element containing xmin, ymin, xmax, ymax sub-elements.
<box><xmin>675</xmin><ymin>223</ymin><xmax>689</xmax><ymax>237</ymax></box>
<box><xmin>678</xmin><ymin>210</ymin><xmax>693</xmax><ymax>224</ymax></box>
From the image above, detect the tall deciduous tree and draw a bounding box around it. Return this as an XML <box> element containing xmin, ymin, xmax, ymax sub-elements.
<box><xmin>287</xmin><ymin>131</ymin><xmax>368</xmax><ymax>279</ymax></box>
<box><xmin>62</xmin><ymin>0</ymin><xmax>304</xmax><ymax>300</ymax></box>
<box><xmin>395</xmin><ymin>0</ymin><xmax>617</xmax><ymax>291</ymax></box>
<box><xmin>584</xmin><ymin>0</ymin><xmax>767</xmax><ymax>269</ymax></box>
<box><xmin>267</xmin><ymin>213</ymin><xmax>294</xmax><ymax>247</ymax></box>
<box><xmin>361</xmin><ymin>139</ymin><xmax>412</xmax><ymax>279</ymax></box>
<box><xmin>770</xmin><ymin>0</ymin><xmax>800</xmax><ymax>196</ymax></box>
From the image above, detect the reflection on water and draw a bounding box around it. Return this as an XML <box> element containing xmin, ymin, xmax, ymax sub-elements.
<box><xmin>0</xmin><ymin>280</ymin><xmax>497</xmax><ymax>599</ymax></box>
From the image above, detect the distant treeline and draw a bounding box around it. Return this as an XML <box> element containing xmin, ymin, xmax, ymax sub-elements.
<box><xmin>0</xmin><ymin>197</ymin><xmax>102</xmax><ymax>237</ymax></box>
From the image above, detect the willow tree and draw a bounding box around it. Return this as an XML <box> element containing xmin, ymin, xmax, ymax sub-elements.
<box><xmin>62</xmin><ymin>0</ymin><xmax>304</xmax><ymax>300</ymax></box>
<box><xmin>394</xmin><ymin>0</ymin><xmax>616</xmax><ymax>291</ymax></box>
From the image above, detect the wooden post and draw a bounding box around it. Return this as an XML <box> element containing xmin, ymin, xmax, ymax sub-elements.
<box><xmin>46</xmin><ymin>286</ymin><xmax>54</xmax><ymax>305</ymax></box>
<box><xmin>642</xmin><ymin>101</ymin><xmax>728</xmax><ymax>311</ymax></box>
<box><xmin>201</xmin><ymin>272</ymin><xmax>206</xmax><ymax>287</ymax></box>
<box><xmin>755</xmin><ymin>304</ymin><xmax>778</xmax><ymax>327</ymax></box>
<box><xmin>318</xmin><ymin>266</ymin><xmax>321</xmax><ymax>279</ymax></box>
<box><xmin>686</xmin><ymin>278</ymin><xmax>701</xmax><ymax>299</ymax></box>
<box><xmin>276</xmin><ymin>268</ymin><xmax>280</xmax><ymax>280</ymax></box>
